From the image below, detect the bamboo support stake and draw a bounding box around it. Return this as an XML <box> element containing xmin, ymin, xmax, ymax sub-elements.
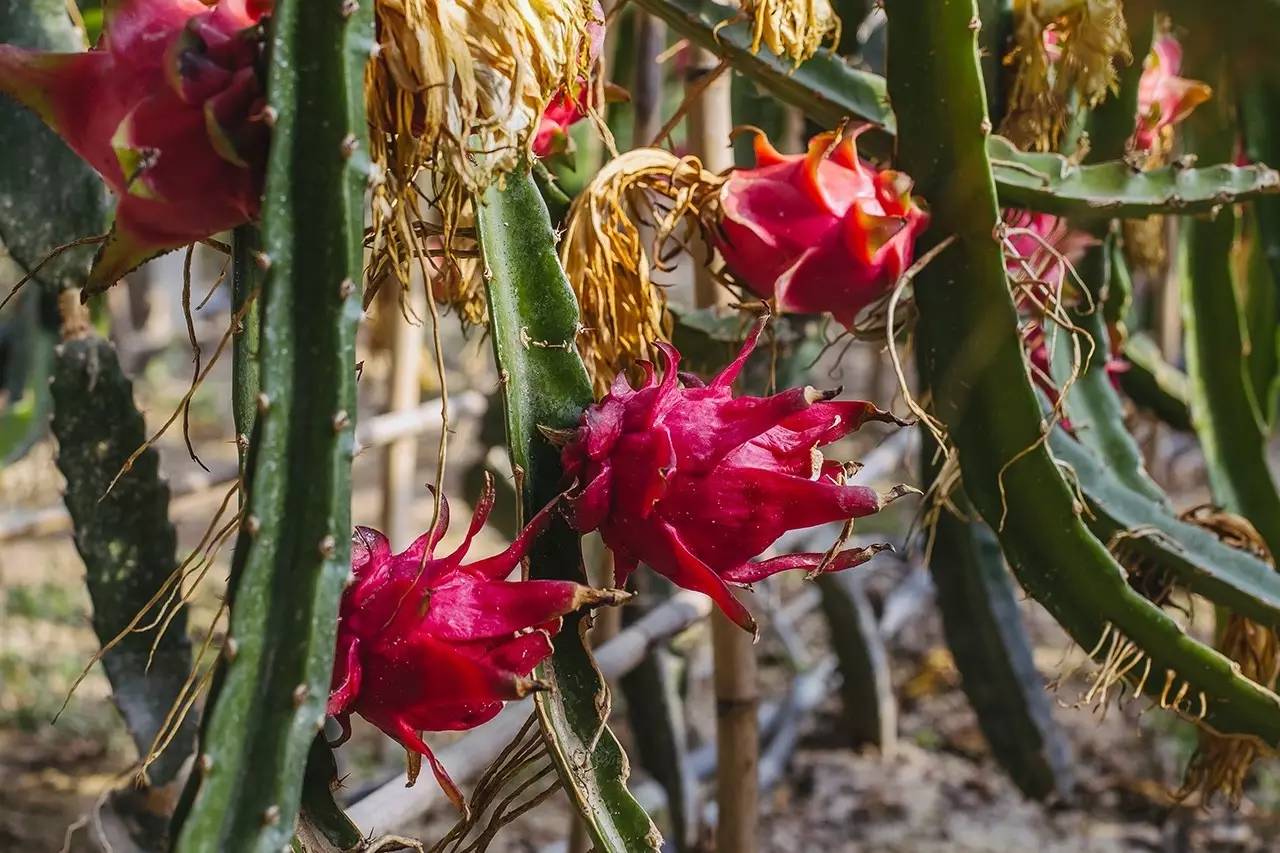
<box><xmin>632</xmin><ymin>13</ymin><xmax>667</xmax><ymax>148</ymax></box>
<box><xmin>686</xmin><ymin>45</ymin><xmax>760</xmax><ymax>853</ymax></box>
<box><xmin>379</xmin><ymin>285</ymin><xmax>425</xmax><ymax>549</ymax></box>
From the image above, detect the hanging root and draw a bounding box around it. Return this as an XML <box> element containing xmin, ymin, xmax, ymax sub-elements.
<box><xmin>428</xmin><ymin>713</ymin><xmax>561</xmax><ymax>853</ymax></box>
<box><xmin>1175</xmin><ymin>506</ymin><xmax>1280</xmax><ymax>806</ymax></box>
<box><xmin>738</xmin><ymin>0</ymin><xmax>841</xmax><ymax>66</ymax></box>
<box><xmin>1001</xmin><ymin>0</ymin><xmax>1131</xmax><ymax>151</ymax></box>
<box><xmin>1049</xmin><ymin>622</ymin><xmax>1210</xmax><ymax>732</ymax></box>
<box><xmin>559</xmin><ymin>148</ymin><xmax>724</xmax><ymax>394</ymax></box>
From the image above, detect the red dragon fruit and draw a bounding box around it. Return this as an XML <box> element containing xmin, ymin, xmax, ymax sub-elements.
<box><xmin>714</xmin><ymin>130</ymin><xmax>929</xmax><ymax>329</ymax></box>
<box><xmin>0</xmin><ymin>0</ymin><xmax>269</xmax><ymax>290</ymax></box>
<box><xmin>560</xmin><ymin>319</ymin><xmax>908</xmax><ymax>634</ymax></box>
<box><xmin>1002</xmin><ymin>209</ymin><xmax>1096</xmax><ymax>308</ymax></box>
<box><xmin>531</xmin><ymin>2</ymin><xmax>602</xmax><ymax>160</ymax></box>
<box><xmin>328</xmin><ymin>478</ymin><xmax>624</xmax><ymax>809</ymax></box>
<box><xmin>1133</xmin><ymin>33</ymin><xmax>1212</xmax><ymax>153</ymax></box>
<box><xmin>532</xmin><ymin>83</ymin><xmax>590</xmax><ymax>159</ymax></box>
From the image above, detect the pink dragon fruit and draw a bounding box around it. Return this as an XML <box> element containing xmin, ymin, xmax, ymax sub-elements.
<box><xmin>328</xmin><ymin>478</ymin><xmax>624</xmax><ymax>809</ymax></box>
<box><xmin>714</xmin><ymin>130</ymin><xmax>929</xmax><ymax>329</ymax></box>
<box><xmin>531</xmin><ymin>2</ymin><xmax>603</xmax><ymax>160</ymax></box>
<box><xmin>532</xmin><ymin>83</ymin><xmax>590</xmax><ymax>159</ymax></box>
<box><xmin>0</xmin><ymin>0</ymin><xmax>269</xmax><ymax>291</ymax></box>
<box><xmin>560</xmin><ymin>319</ymin><xmax>907</xmax><ymax>634</ymax></box>
<box><xmin>1133</xmin><ymin>33</ymin><xmax>1212</xmax><ymax>153</ymax></box>
<box><xmin>1002</xmin><ymin>209</ymin><xmax>1097</xmax><ymax>308</ymax></box>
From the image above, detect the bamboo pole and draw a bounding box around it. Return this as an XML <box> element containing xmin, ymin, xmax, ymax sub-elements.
<box><xmin>686</xmin><ymin>46</ymin><xmax>760</xmax><ymax>853</ymax></box>
<box><xmin>379</xmin><ymin>285</ymin><xmax>425</xmax><ymax>549</ymax></box>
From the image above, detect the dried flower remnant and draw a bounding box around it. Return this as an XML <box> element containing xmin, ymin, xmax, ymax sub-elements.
<box><xmin>561</xmin><ymin>319</ymin><xmax>909</xmax><ymax>634</ymax></box>
<box><xmin>740</xmin><ymin>0</ymin><xmax>841</xmax><ymax>66</ymax></box>
<box><xmin>1174</xmin><ymin>507</ymin><xmax>1280</xmax><ymax>808</ymax></box>
<box><xmin>327</xmin><ymin>479</ymin><xmax>625</xmax><ymax>809</ymax></box>
<box><xmin>365</xmin><ymin>0</ymin><xmax>604</xmax><ymax>316</ymax></box>
<box><xmin>1002</xmin><ymin>0</ymin><xmax>1131</xmax><ymax>151</ymax></box>
<box><xmin>560</xmin><ymin>148</ymin><xmax>723</xmax><ymax>394</ymax></box>
<box><xmin>0</xmin><ymin>0</ymin><xmax>270</xmax><ymax>291</ymax></box>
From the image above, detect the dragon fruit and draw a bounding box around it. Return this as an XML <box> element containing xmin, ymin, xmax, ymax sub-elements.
<box><xmin>560</xmin><ymin>319</ymin><xmax>907</xmax><ymax>633</ymax></box>
<box><xmin>532</xmin><ymin>84</ymin><xmax>590</xmax><ymax>159</ymax></box>
<box><xmin>327</xmin><ymin>478</ymin><xmax>624</xmax><ymax>809</ymax></box>
<box><xmin>0</xmin><ymin>0</ymin><xmax>269</xmax><ymax>291</ymax></box>
<box><xmin>1133</xmin><ymin>33</ymin><xmax>1212</xmax><ymax>153</ymax></box>
<box><xmin>714</xmin><ymin>130</ymin><xmax>929</xmax><ymax>329</ymax></box>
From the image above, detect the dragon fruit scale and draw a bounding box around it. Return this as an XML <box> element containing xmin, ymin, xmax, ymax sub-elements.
<box><xmin>560</xmin><ymin>319</ymin><xmax>910</xmax><ymax>634</ymax></box>
<box><xmin>327</xmin><ymin>477</ymin><xmax>626</xmax><ymax>809</ymax></box>
<box><xmin>714</xmin><ymin>130</ymin><xmax>929</xmax><ymax>329</ymax></box>
<box><xmin>0</xmin><ymin>0</ymin><xmax>269</xmax><ymax>291</ymax></box>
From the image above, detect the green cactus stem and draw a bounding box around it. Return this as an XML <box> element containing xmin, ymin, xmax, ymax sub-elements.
<box><xmin>51</xmin><ymin>331</ymin><xmax>195</xmax><ymax>788</ymax></box>
<box><xmin>926</xmin><ymin>492</ymin><xmax>1073</xmax><ymax>800</ymax></box>
<box><xmin>1050</xmin><ymin>430</ymin><xmax>1280</xmax><ymax>627</ymax></box>
<box><xmin>172</xmin><ymin>0</ymin><xmax>371</xmax><ymax>849</ymax></box>
<box><xmin>886</xmin><ymin>0</ymin><xmax>1280</xmax><ymax>744</ymax></box>
<box><xmin>1115</xmin><ymin>334</ymin><xmax>1192</xmax><ymax>431</ymax></box>
<box><xmin>230</xmin><ymin>225</ymin><xmax>263</xmax><ymax>477</ymax></box>
<box><xmin>477</xmin><ymin>167</ymin><xmax>662</xmax><ymax>852</ymax></box>
<box><xmin>1048</xmin><ymin>240</ymin><xmax>1166</xmax><ymax>505</ymax></box>
<box><xmin>1180</xmin><ymin>76</ymin><xmax>1280</xmax><ymax>559</ymax></box>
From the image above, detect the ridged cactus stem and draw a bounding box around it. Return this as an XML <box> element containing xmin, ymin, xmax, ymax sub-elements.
<box><xmin>477</xmin><ymin>168</ymin><xmax>661</xmax><ymax>852</ymax></box>
<box><xmin>885</xmin><ymin>0</ymin><xmax>1280</xmax><ymax>742</ymax></box>
<box><xmin>51</xmin><ymin>330</ymin><xmax>195</xmax><ymax>789</ymax></box>
<box><xmin>1180</xmin><ymin>61</ymin><xmax>1280</xmax><ymax>558</ymax></box>
<box><xmin>172</xmin><ymin>0</ymin><xmax>372</xmax><ymax>849</ymax></box>
<box><xmin>231</xmin><ymin>224</ymin><xmax>262</xmax><ymax>478</ymax></box>
<box><xmin>1083</xmin><ymin>0</ymin><xmax>1154</xmax><ymax>163</ymax></box>
<box><xmin>925</xmin><ymin>491</ymin><xmax>1073</xmax><ymax>800</ymax></box>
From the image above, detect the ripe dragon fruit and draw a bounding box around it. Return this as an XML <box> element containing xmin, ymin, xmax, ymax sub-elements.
<box><xmin>1002</xmin><ymin>209</ymin><xmax>1096</xmax><ymax>308</ymax></box>
<box><xmin>532</xmin><ymin>83</ymin><xmax>590</xmax><ymax>159</ymax></box>
<box><xmin>327</xmin><ymin>478</ymin><xmax>625</xmax><ymax>809</ymax></box>
<box><xmin>531</xmin><ymin>3</ymin><xmax>602</xmax><ymax>160</ymax></box>
<box><xmin>0</xmin><ymin>0</ymin><xmax>269</xmax><ymax>291</ymax></box>
<box><xmin>1133</xmin><ymin>33</ymin><xmax>1212</xmax><ymax>153</ymax></box>
<box><xmin>714</xmin><ymin>131</ymin><xmax>929</xmax><ymax>329</ymax></box>
<box><xmin>560</xmin><ymin>319</ymin><xmax>909</xmax><ymax>634</ymax></box>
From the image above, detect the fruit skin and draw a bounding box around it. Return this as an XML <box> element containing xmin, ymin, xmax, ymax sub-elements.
<box><xmin>714</xmin><ymin>130</ymin><xmax>929</xmax><ymax>329</ymax></box>
<box><xmin>327</xmin><ymin>480</ymin><xmax>623</xmax><ymax>809</ymax></box>
<box><xmin>1133</xmin><ymin>33</ymin><xmax>1212</xmax><ymax>154</ymax></box>
<box><xmin>532</xmin><ymin>83</ymin><xmax>590</xmax><ymax>159</ymax></box>
<box><xmin>0</xmin><ymin>0</ymin><xmax>269</xmax><ymax>290</ymax></box>
<box><xmin>561</xmin><ymin>319</ymin><xmax>903</xmax><ymax>633</ymax></box>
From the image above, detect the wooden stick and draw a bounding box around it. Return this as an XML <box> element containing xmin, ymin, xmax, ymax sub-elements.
<box><xmin>379</xmin><ymin>285</ymin><xmax>425</xmax><ymax>549</ymax></box>
<box><xmin>685</xmin><ymin>45</ymin><xmax>760</xmax><ymax>853</ymax></box>
<box><xmin>0</xmin><ymin>391</ymin><xmax>488</xmax><ymax>542</ymax></box>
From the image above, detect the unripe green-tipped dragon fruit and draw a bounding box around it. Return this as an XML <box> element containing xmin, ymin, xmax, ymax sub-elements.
<box><xmin>714</xmin><ymin>130</ymin><xmax>929</xmax><ymax>329</ymax></box>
